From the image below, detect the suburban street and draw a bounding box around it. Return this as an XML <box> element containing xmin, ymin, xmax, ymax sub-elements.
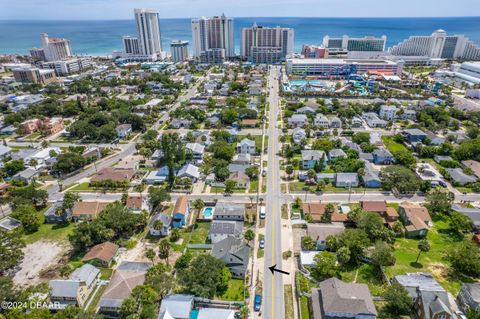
<box><xmin>263</xmin><ymin>65</ymin><xmax>284</xmax><ymax>319</ymax></box>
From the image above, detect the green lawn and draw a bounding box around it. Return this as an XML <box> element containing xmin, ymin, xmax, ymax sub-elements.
<box><xmin>249</xmin><ymin>179</ymin><xmax>259</xmax><ymax>193</ymax></box>
<box><xmin>22</xmin><ymin>208</ymin><xmax>75</xmax><ymax>244</ymax></box>
<box><xmin>284</xmin><ymin>284</ymin><xmax>294</xmax><ymax>319</ymax></box>
<box><xmin>68</xmin><ymin>182</ymin><xmax>127</xmax><ymax>192</ymax></box>
<box><xmin>382</xmin><ymin>136</ymin><xmax>411</xmax><ymax>154</ymax></box>
<box><xmin>172</xmin><ymin>222</ymin><xmax>211</xmax><ymax>252</ymax></box>
<box><xmin>385</xmin><ymin>217</ymin><xmax>474</xmax><ymax>295</ymax></box>
<box><xmin>100</xmin><ymin>268</ymin><xmax>113</xmax><ymax>280</ymax></box>
<box><xmin>86</xmin><ymin>284</ymin><xmax>107</xmax><ymax>312</ymax></box>
<box><xmin>300</xmin><ymin>296</ymin><xmax>310</xmax><ymax>319</ymax></box>
<box><xmin>217</xmin><ymin>279</ymin><xmax>245</xmax><ymax>301</ymax></box>
<box><xmin>340</xmin><ymin>263</ymin><xmax>387</xmax><ymax>296</ymax></box>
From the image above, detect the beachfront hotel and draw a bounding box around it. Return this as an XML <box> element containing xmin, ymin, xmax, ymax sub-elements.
<box><xmin>170</xmin><ymin>40</ymin><xmax>189</xmax><ymax>62</ymax></box>
<box><xmin>240</xmin><ymin>23</ymin><xmax>294</xmax><ymax>64</ymax></box>
<box><xmin>390</xmin><ymin>29</ymin><xmax>480</xmax><ymax>62</ymax></box>
<box><xmin>323</xmin><ymin>35</ymin><xmax>387</xmax><ymax>53</ymax></box>
<box><xmin>191</xmin><ymin>14</ymin><xmax>234</xmax><ymax>63</ymax></box>
<box><xmin>40</xmin><ymin>33</ymin><xmax>72</xmax><ymax>62</ymax></box>
<box><xmin>134</xmin><ymin>8</ymin><xmax>162</xmax><ymax>55</ymax></box>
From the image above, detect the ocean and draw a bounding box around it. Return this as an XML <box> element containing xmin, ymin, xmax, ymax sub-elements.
<box><xmin>1</xmin><ymin>17</ymin><xmax>480</xmax><ymax>56</ymax></box>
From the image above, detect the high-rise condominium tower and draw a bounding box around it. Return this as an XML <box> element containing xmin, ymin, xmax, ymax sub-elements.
<box><xmin>390</xmin><ymin>29</ymin><xmax>480</xmax><ymax>60</ymax></box>
<box><xmin>241</xmin><ymin>23</ymin><xmax>294</xmax><ymax>64</ymax></box>
<box><xmin>170</xmin><ymin>41</ymin><xmax>189</xmax><ymax>62</ymax></box>
<box><xmin>40</xmin><ymin>33</ymin><xmax>72</xmax><ymax>61</ymax></box>
<box><xmin>191</xmin><ymin>14</ymin><xmax>234</xmax><ymax>63</ymax></box>
<box><xmin>134</xmin><ymin>8</ymin><xmax>162</xmax><ymax>55</ymax></box>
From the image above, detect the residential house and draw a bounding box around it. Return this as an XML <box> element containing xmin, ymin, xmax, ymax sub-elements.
<box><xmin>116</xmin><ymin>124</ymin><xmax>132</xmax><ymax>138</ymax></box>
<box><xmin>394</xmin><ymin>272</ymin><xmax>445</xmax><ymax>299</ymax></box>
<box><xmin>71</xmin><ymin>201</ymin><xmax>109</xmax><ymax>221</ymax></box>
<box><xmin>362</xmin><ymin>161</ymin><xmax>382</xmax><ymax>188</ymax></box>
<box><xmin>126</xmin><ymin>194</ymin><xmax>148</xmax><ymax>214</ymax></box>
<box><xmin>372</xmin><ymin>148</ymin><xmax>394</xmax><ymax>165</ymax></box>
<box><xmin>158</xmin><ymin>294</ymin><xmax>194</xmax><ymax>319</ymax></box>
<box><xmin>30</xmin><ymin>147</ymin><xmax>61</xmax><ymax>167</ymax></box>
<box><xmin>292</xmin><ymin>127</ymin><xmax>307</xmax><ymax>144</ymax></box>
<box><xmin>301</xmin><ymin>150</ymin><xmax>325</xmax><ymax>170</ymax></box>
<box><xmin>288</xmin><ymin>114</ymin><xmax>308</xmax><ymax>128</ymax></box>
<box><xmin>12</xmin><ymin>168</ymin><xmax>39</xmax><ymax>184</ymax></box>
<box><xmin>144</xmin><ymin>166</ymin><xmax>169</xmax><ymax>184</ymax></box>
<box><xmin>0</xmin><ymin>145</ymin><xmax>12</xmax><ymax>159</ymax></box>
<box><xmin>98</xmin><ymin>262</ymin><xmax>152</xmax><ymax>317</ymax></box>
<box><xmin>176</xmin><ymin>163</ymin><xmax>200</xmax><ymax>181</ymax></box>
<box><xmin>232</xmin><ymin>153</ymin><xmax>252</xmax><ymax>165</ymax></box>
<box><xmin>462</xmin><ymin>160</ymin><xmax>480</xmax><ymax>179</ymax></box>
<box><xmin>351</xmin><ymin>116</ymin><xmax>364</xmax><ymax>128</ymax></box>
<box><xmin>329</xmin><ymin>116</ymin><xmax>342</xmax><ymax>128</ymax></box>
<box><xmin>306</xmin><ymin>223</ymin><xmax>345</xmax><ymax>251</ymax></box>
<box><xmin>171</xmin><ymin>119</ymin><xmax>192</xmax><ymax>129</ymax></box>
<box><xmin>44</xmin><ymin>200</ymin><xmax>71</xmax><ymax>224</ymax></box>
<box><xmin>311</xmin><ymin>278</ymin><xmax>377</xmax><ymax>319</ymax></box>
<box><xmin>360</xmin><ymin>201</ymin><xmax>399</xmax><ymax>224</ymax></box>
<box><xmin>149</xmin><ymin>213</ymin><xmax>172</xmax><ymax>236</ymax></box>
<box><xmin>213</xmin><ymin>203</ymin><xmax>245</xmax><ymax>221</ymax></box>
<box><xmin>236</xmin><ymin>138</ymin><xmax>256</xmax><ymax>155</ymax></box>
<box><xmin>404</xmin><ymin>128</ymin><xmax>427</xmax><ymax>144</ymax></box>
<box><xmin>172</xmin><ymin>196</ymin><xmax>190</xmax><ymax>228</ymax></box>
<box><xmin>83</xmin><ymin>242</ymin><xmax>119</xmax><ymax>267</ymax></box>
<box><xmin>434</xmin><ymin>155</ymin><xmax>453</xmax><ymax>164</ymax></box>
<box><xmin>228</xmin><ymin>171</ymin><xmax>250</xmax><ymax>189</ymax></box>
<box><xmin>186</xmin><ymin>143</ymin><xmax>205</xmax><ymax>161</ymax></box>
<box><xmin>208</xmin><ymin>220</ymin><xmax>243</xmax><ymax>244</ymax></box>
<box><xmin>302</xmin><ymin>202</ymin><xmax>348</xmax><ymax>223</ymax></box>
<box><xmin>379</xmin><ymin>105</ymin><xmax>397</xmax><ymax>120</ymax></box>
<box><xmin>90</xmin><ymin>167</ymin><xmax>135</xmax><ymax>183</ymax></box>
<box><xmin>211</xmin><ymin>237</ymin><xmax>249</xmax><ymax>278</ymax></box>
<box><xmin>446</xmin><ymin>168</ymin><xmax>477</xmax><ymax>186</ymax></box>
<box><xmin>240</xmin><ymin>119</ymin><xmax>258</xmax><ymax>128</ymax></box>
<box><xmin>49</xmin><ymin>264</ymin><xmax>100</xmax><ymax>308</ymax></box>
<box><xmin>399</xmin><ymin>202</ymin><xmax>432</xmax><ymax>238</ymax></box>
<box><xmin>328</xmin><ymin>148</ymin><xmax>347</xmax><ymax>161</ymax></box>
<box><xmin>415</xmin><ymin>290</ymin><xmax>453</xmax><ymax>319</ymax></box>
<box><xmin>228</xmin><ymin>163</ymin><xmax>251</xmax><ymax>174</ymax></box>
<box><xmin>314</xmin><ymin>114</ymin><xmax>330</xmax><ymax>128</ymax></box>
<box><xmin>400</xmin><ymin>109</ymin><xmax>416</xmax><ymax>121</ymax></box>
<box><xmin>335</xmin><ymin>173</ymin><xmax>359</xmax><ymax>188</ymax></box>
<box><xmin>0</xmin><ymin>216</ymin><xmax>22</xmax><ymax>232</ymax></box>
<box><xmin>363</xmin><ymin>112</ymin><xmax>387</xmax><ymax>128</ymax></box>
<box><xmin>457</xmin><ymin>283</ymin><xmax>480</xmax><ymax>314</ymax></box>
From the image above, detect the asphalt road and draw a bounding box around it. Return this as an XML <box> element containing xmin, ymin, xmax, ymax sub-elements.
<box><xmin>263</xmin><ymin>65</ymin><xmax>284</xmax><ymax>319</ymax></box>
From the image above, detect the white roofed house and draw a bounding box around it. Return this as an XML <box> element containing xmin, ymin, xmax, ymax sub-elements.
<box><xmin>236</xmin><ymin>138</ymin><xmax>256</xmax><ymax>155</ymax></box>
<box><xmin>288</xmin><ymin>114</ymin><xmax>309</xmax><ymax>128</ymax></box>
<box><xmin>30</xmin><ymin>147</ymin><xmax>61</xmax><ymax>168</ymax></box>
<box><xmin>314</xmin><ymin>114</ymin><xmax>330</xmax><ymax>128</ymax></box>
<box><xmin>185</xmin><ymin>142</ymin><xmax>205</xmax><ymax>161</ymax></box>
<box><xmin>116</xmin><ymin>124</ymin><xmax>132</xmax><ymax>138</ymax></box>
<box><xmin>176</xmin><ymin>163</ymin><xmax>200</xmax><ymax>181</ymax></box>
<box><xmin>292</xmin><ymin>127</ymin><xmax>307</xmax><ymax>144</ymax></box>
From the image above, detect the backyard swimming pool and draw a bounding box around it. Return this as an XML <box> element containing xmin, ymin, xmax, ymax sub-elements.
<box><xmin>201</xmin><ymin>207</ymin><xmax>215</xmax><ymax>219</ymax></box>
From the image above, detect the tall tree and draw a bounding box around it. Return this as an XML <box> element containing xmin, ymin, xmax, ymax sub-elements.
<box><xmin>416</xmin><ymin>239</ymin><xmax>431</xmax><ymax>263</ymax></box>
<box><xmin>0</xmin><ymin>230</ymin><xmax>25</xmax><ymax>273</ymax></box>
<box><xmin>158</xmin><ymin>239</ymin><xmax>171</xmax><ymax>265</ymax></box>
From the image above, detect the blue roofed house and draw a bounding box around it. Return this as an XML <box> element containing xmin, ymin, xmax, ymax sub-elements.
<box><xmin>144</xmin><ymin>165</ymin><xmax>169</xmax><ymax>184</ymax></box>
<box><xmin>372</xmin><ymin>148</ymin><xmax>394</xmax><ymax>165</ymax></box>
<box><xmin>301</xmin><ymin>150</ymin><xmax>326</xmax><ymax>170</ymax></box>
<box><xmin>172</xmin><ymin>196</ymin><xmax>189</xmax><ymax>228</ymax></box>
<box><xmin>403</xmin><ymin>128</ymin><xmax>427</xmax><ymax>144</ymax></box>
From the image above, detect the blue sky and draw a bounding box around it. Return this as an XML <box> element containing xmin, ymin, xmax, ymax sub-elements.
<box><xmin>1</xmin><ymin>0</ymin><xmax>480</xmax><ymax>20</ymax></box>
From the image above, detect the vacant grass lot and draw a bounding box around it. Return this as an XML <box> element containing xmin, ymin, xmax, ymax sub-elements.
<box><xmin>22</xmin><ymin>207</ymin><xmax>75</xmax><ymax>244</ymax></box>
<box><xmin>385</xmin><ymin>216</ymin><xmax>475</xmax><ymax>295</ymax></box>
<box><xmin>171</xmin><ymin>222</ymin><xmax>211</xmax><ymax>252</ymax></box>
<box><xmin>217</xmin><ymin>278</ymin><xmax>245</xmax><ymax>301</ymax></box>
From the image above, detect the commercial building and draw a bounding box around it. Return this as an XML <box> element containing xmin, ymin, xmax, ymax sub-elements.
<box><xmin>40</xmin><ymin>33</ymin><xmax>72</xmax><ymax>62</ymax></box>
<box><xmin>41</xmin><ymin>58</ymin><xmax>92</xmax><ymax>76</ymax></box>
<box><xmin>240</xmin><ymin>23</ymin><xmax>294</xmax><ymax>64</ymax></box>
<box><xmin>323</xmin><ymin>35</ymin><xmax>387</xmax><ymax>53</ymax></box>
<box><xmin>390</xmin><ymin>29</ymin><xmax>480</xmax><ymax>61</ymax></box>
<box><xmin>29</xmin><ymin>48</ymin><xmax>46</xmax><ymax>61</ymax></box>
<box><xmin>191</xmin><ymin>14</ymin><xmax>234</xmax><ymax>63</ymax></box>
<box><xmin>170</xmin><ymin>40</ymin><xmax>189</xmax><ymax>62</ymax></box>
<box><xmin>286</xmin><ymin>58</ymin><xmax>402</xmax><ymax>77</ymax></box>
<box><xmin>122</xmin><ymin>36</ymin><xmax>140</xmax><ymax>55</ymax></box>
<box><xmin>12</xmin><ymin>67</ymin><xmax>56</xmax><ymax>85</ymax></box>
<box><xmin>134</xmin><ymin>8</ymin><xmax>162</xmax><ymax>55</ymax></box>
<box><xmin>301</xmin><ymin>44</ymin><xmax>327</xmax><ymax>58</ymax></box>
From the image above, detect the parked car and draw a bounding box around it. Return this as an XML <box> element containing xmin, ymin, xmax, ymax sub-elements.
<box><xmin>259</xmin><ymin>239</ymin><xmax>265</xmax><ymax>249</ymax></box>
<box><xmin>254</xmin><ymin>294</ymin><xmax>262</xmax><ymax>312</ymax></box>
<box><xmin>260</xmin><ymin>206</ymin><xmax>266</xmax><ymax>219</ymax></box>
<box><xmin>439</xmin><ymin>180</ymin><xmax>447</xmax><ymax>188</ymax></box>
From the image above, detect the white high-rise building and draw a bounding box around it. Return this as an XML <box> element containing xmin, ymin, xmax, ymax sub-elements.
<box><xmin>40</xmin><ymin>33</ymin><xmax>72</xmax><ymax>62</ymax></box>
<box><xmin>390</xmin><ymin>29</ymin><xmax>480</xmax><ymax>61</ymax></box>
<box><xmin>123</xmin><ymin>36</ymin><xmax>140</xmax><ymax>55</ymax></box>
<box><xmin>134</xmin><ymin>8</ymin><xmax>162</xmax><ymax>55</ymax></box>
<box><xmin>240</xmin><ymin>23</ymin><xmax>294</xmax><ymax>64</ymax></box>
<box><xmin>191</xmin><ymin>14</ymin><xmax>234</xmax><ymax>63</ymax></box>
<box><xmin>170</xmin><ymin>40</ymin><xmax>189</xmax><ymax>62</ymax></box>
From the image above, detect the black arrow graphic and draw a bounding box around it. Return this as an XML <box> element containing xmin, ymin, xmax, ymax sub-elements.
<box><xmin>268</xmin><ymin>264</ymin><xmax>290</xmax><ymax>276</ymax></box>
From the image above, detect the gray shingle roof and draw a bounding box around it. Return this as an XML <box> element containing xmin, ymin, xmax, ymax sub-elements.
<box><xmin>49</xmin><ymin>280</ymin><xmax>79</xmax><ymax>298</ymax></box>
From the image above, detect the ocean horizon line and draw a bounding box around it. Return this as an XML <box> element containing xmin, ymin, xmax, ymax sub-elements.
<box><xmin>1</xmin><ymin>15</ymin><xmax>480</xmax><ymax>22</ymax></box>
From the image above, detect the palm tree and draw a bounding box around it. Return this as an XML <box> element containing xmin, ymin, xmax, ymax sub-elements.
<box><xmin>145</xmin><ymin>248</ymin><xmax>156</xmax><ymax>264</ymax></box>
<box><xmin>416</xmin><ymin>239</ymin><xmax>431</xmax><ymax>263</ymax></box>
<box><xmin>153</xmin><ymin>220</ymin><xmax>164</xmax><ymax>234</ymax></box>
<box><xmin>158</xmin><ymin>239</ymin><xmax>171</xmax><ymax>265</ymax></box>
<box><xmin>244</xmin><ymin>229</ymin><xmax>255</xmax><ymax>245</ymax></box>
<box><xmin>29</xmin><ymin>158</ymin><xmax>38</xmax><ymax>169</ymax></box>
<box><xmin>170</xmin><ymin>228</ymin><xmax>180</xmax><ymax>242</ymax></box>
